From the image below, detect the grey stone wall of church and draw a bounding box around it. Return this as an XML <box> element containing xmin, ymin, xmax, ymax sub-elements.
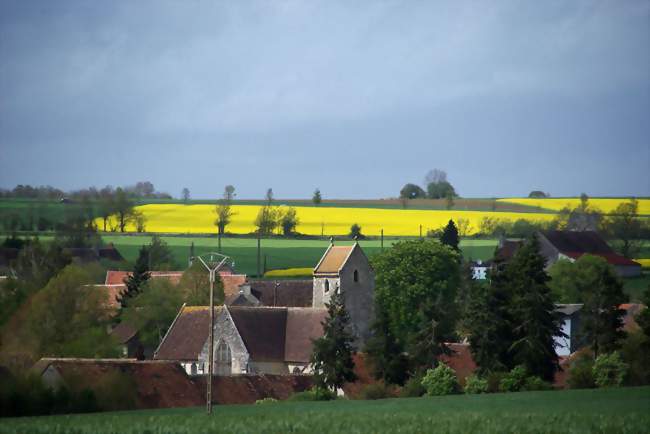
<box><xmin>339</xmin><ymin>248</ymin><xmax>374</xmax><ymax>349</ymax></box>
<box><xmin>312</xmin><ymin>276</ymin><xmax>340</xmax><ymax>308</ymax></box>
<box><xmin>199</xmin><ymin>309</ymin><xmax>250</xmax><ymax>375</ymax></box>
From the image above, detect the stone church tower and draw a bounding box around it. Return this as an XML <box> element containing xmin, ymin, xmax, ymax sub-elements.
<box><xmin>313</xmin><ymin>241</ymin><xmax>374</xmax><ymax>348</ymax></box>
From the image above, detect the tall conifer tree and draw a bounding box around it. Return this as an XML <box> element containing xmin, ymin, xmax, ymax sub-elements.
<box><xmin>311</xmin><ymin>288</ymin><xmax>357</xmax><ymax>390</ymax></box>
<box><xmin>119</xmin><ymin>245</ymin><xmax>151</xmax><ymax>309</ymax></box>
<box><xmin>440</xmin><ymin>219</ymin><xmax>460</xmax><ymax>251</ymax></box>
<box><xmin>508</xmin><ymin>235</ymin><xmax>563</xmax><ymax>381</ymax></box>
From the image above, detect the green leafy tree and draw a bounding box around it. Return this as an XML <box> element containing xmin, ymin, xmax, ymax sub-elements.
<box><xmin>312</xmin><ymin>188</ymin><xmax>322</xmax><ymax>205</ymax></box>
<box><xmin>24</xmin><ymin>265</ymin><xmax>118</xmax><ymax>357</ymax></box>
<box><xmin>121</xmin><ymin>279</ymin><xmax>184</xmax><ymax>348</ymax></box>
<box><xmin>400</xmin><ymin>183</ymin><xmax>426</xmax><ymax>199</ymax></box>
<box><xmin>311</xmin><ymin>289</ymin><xmax>357</xmax><ymax>390</ymax></box>
<box><xmin>370</xmin><ymin>239</ymin><xmax>460</xmax><ymax>375</ymax></box>
<box><xmin>181</xmin><ymin>187</ymin><xmax>190</xmax><ymax>203</ymax></box>
<box><xmin>427</xmin><ymin>181</ymin><xmax>456</xmax><ymax>200</ymax></box>
<box><xmin>593</xmin><ymin>352</ymin><xmax>628</xmax><ymax>388</ymax></box>
<box><xmin>349</xmin><ymin>223</ymin><xmax>364</xmax><ymax>239</ymax></box>
<box><xmin>365</xmin><ymin>310</ymin><xmax>410</xmax><ymax>385</ymax></box>
<box><xmin>280</xmin><ymin>207</ymin><xmax>299</xmax><ymax>236</ymax></box>
<box><xmin>178</xmin><ymin>261</ymin><xmax>225</xmax><ymax>305</ymax></box>
<box><xmin>528</xmin><ymin>191</ymin><xmax>549</xmax><ymax>198</ymax></box>
<box><xmin>118</xmin><ymin>246</ymin><xmax>151</xmax><ymax>309</ymax></box>
<box><xmin>147</xmin><ymin>235</ymin><xmax>174</xmax><ymax>270</ymax></box>
<box><xmin>440</xmin><ymin>219</ymin><xmax>460</xmax><ymax>251</ymax></box>
<box><xmin>549</xmin><ymin>255</ymin><xmax>624</xmax><ymax>304</ymax></box>
<box><xmin>254</xmin><ymin>205</ymin><xmax>279</xmax><ymax>235</ymax></box>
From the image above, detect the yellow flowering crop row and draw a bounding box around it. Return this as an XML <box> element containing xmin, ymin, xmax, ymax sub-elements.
<box><xmin>101</xmin><ymin>204</ymin><xmax>559</xmax><ymax>236</ymax></box>
<box><xmin>264</xmin><ymin>268</ymin><xmax>314</xmax><ymax>277</ymax></box>
<box><xmin>498</xmin><ymin>198</ymin><xmax>650</xmax><ymax>215</ymax></box>
<box><xmin>634</xmin><ymin>259</ymin><xmax>650</xmax><ymax>269</ymax></box>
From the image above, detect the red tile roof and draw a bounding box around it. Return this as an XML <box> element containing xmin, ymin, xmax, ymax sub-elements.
<box><xmin>439</xmin><ymin>343</ymin><xmax>477</xmax><ymax>386</ymax></box>
<box><xmin>194</xmin><ymin>374</ymin><xmax>314</xmax><ymax>405</ymax></box>
<box><xmin>105</xmin><ymin>270</ymin><xmax>185</xmax><ymax>285</ymax></box>
<box><xmin>314</xmin><ymin>245</ymin><xmax>355</xmax><ymax>274</ymax></box>
<box><xmin>32</xmin><ymin>359</ymin><xmax>203</xmax><ymax>409</ymax></box>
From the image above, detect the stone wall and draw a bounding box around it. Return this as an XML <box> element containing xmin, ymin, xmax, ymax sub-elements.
<box><xmin>198</xmin><ymin>308</ymin><xmax>250</xmax><ymax>375</ymax></box>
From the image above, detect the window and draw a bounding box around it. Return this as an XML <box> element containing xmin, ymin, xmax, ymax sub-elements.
<box><xmin>324</xmin><ymin>279</ymin><xmax>330</xmax><ymax>292</ymax></box>
<box><xmin>292</xmin><ymin>366</ymin><xmax>302</xmax><ymax>374</ymax></box>
<box><xmin>191</xmin><ymin>363</ymin><xmax>197</xmax><ymax>375</ymax></box>
<box><xmin>215</xmin><ymin>341</ymin><xmax>232</xmax><ymax>375</ymax></box>
<box><xmin>353</xmin><ymin>270</ymin><xmax>359</xmax><ymax>282</ymax></box>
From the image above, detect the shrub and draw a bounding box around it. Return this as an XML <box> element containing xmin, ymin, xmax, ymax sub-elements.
<box><xmin>523</xmin><ymin>376</ymin><xmax>551</xmax><ymax>391</ymax></box>
<box><xmin>359</xmin><ymin>383</ymin><xmax>391</xmax><ymax>400</ymax></box>
<box><xmin>593</xmin><ymin>352</ymin><xmax>628</xmax><ymax>388</ymax></box>
<box><xmin>400</xmin><ymin>375</ymin><xmax>426</xmax><ymax>398</ymax></box>
<box><xmin>464</xmin><ymin>375</ymin><xmax>488</xmax><ymax>394</ymax></box>
<box><xmin>288</xmin><ymin>387</ymin><xmax>336</xmax><ymax>402</ymax></box>
<box><xmin>499</xmin><ymin>366</ymin><xmax>528</xmax><ymax>392</ymax></box>
<box><xmin>94</xmin><ymin>371</ymin><xmax>136</xmax><ymax>411</ymax></box>
<box><xmin>255</xmin><ymin>397</ymin><xmax>278</xmax><ymax>405</ymax></box>
<box><xmin>567</xmin><ymin>352</ymin><xmax>596</xmax><ymax>389</ymax></box>
<box><xmin>421</xmin><ymin>363</ymin><xmax>459</xmax><ymax>396</ymax></box>
<box><xmin>620</xmin><ymin>330</ymin><xmax>650</xmax><ymax>386</ymax></box>
<box><xmin>486</xmin><ymin>372</ymin><xmax>506</xmax><ymax>393</ymax></box>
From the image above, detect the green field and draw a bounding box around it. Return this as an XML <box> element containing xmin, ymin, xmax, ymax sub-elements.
<box><xmin>1</xmin><ymin>387</ymin><xmax>648</xmax><ymax>433</ymax></box>
<box><xmin>101</xmin><ymin>235</ymin><xmax>498</xmax><ymax>276</ymax></box>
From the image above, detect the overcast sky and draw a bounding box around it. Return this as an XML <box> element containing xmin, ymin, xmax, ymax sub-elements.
<box><xmin>1</xmin><ymin>0</ymin><xmax>649</xmax><ymax>199</ymax></box>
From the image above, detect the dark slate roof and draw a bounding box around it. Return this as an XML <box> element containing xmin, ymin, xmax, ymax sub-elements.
<box><xmin>0</xmin><ymin>247</ymin><xmax>18</xmax><ymax>267</ymax></box>
<box><xmin>228</xmin><ymin>307</ymin><xmax>288</xmax><ymax>362</ymax></box>
<box><xmin>494</xmin><ymin>240</ymin><xmax>523</xmax><ymax>261</ymax></box>
<box><xmin>284</xmin><ymin>308</ymin><xmax>327</xmax><ymax>363</ymax></box>
<box><xmin>248</xmin><ymin>280</ymin><xmax>313</xmax><ymax>307</ymax></box>
<box><xmin>226</xmin><ymin>292</ymin><xmax>262</xmax><ymax>307</ymax></box>
<box><xmin>555</xmin><ymin>304</ymin><xmax>583</xmax><ymax>316</ymax></box>
<box><xmin>110</xmin><ymin>322</ymin><xmax>139</xmax><ymax>344</ymax></box>
<box><xmin>541</xmin><ymin>231</ymin><xmax>614</xmax><ymax>255</ymax></box>
<box><xmin>64</xmin><ymin>248</ymin><xmax>100</xmax><ymax>262</ymax></box>
<box><xmin>98</xmin><ymin>244</ymin><xmax>125</xmax><ymax>262</ymax></box>
<box><xmin>155</xmin><ymin>306</ymin><xmax>220</xmax><ymax>361</ymax></box>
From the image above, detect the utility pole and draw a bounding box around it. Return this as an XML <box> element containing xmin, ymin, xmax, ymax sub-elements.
<box><xmin>257</xmin><ymin>231</ymin><xmax>261</xmax><ymax>277</ymax></box>
<box><xmin>419</xmin><ymin>225</ymin><xmax>422</xmax><ymax>238</ymax></box>
<box><xmin>381</xmin><ymin>229</ymin><xmax>384</xmax><ymax>251</ymax></box>
<box><xmin>218</xmin><ymin>230</ymin><xmax>222</xmax><ymax>253</ymax></box>
<box><xmin>196</xmin><ymin>252</ymin><xmax>230</xmax><ymax>415</ymax></box>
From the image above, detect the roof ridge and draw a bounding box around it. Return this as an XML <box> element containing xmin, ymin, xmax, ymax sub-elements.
<box><xmin>154</xmin><ymin>303</ymin><xmax>187</xmax><ymax>358</ymax></box>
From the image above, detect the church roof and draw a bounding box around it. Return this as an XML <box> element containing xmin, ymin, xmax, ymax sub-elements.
<box><xmin>284</xmin><ymin>308</ymin><xmax>327</xmax><ymax>363</ymax></box>
<box><xmin>229</xmin><ymin>307</ymin><xmax>288</xmax><ymax>362</ymax></box>
<box><xmin>313</xmin><ymin>244</ymin><xmax>356</xmax><ymax>274</ymax></box>
<box><xmin>154</xmin><ymin>305</ymin><xmax>326</xmax><ymax>363</ymax></box>
<box><xmin>248</xmin><ymin>280</ymin><xmax>313</xmax><ymax>307</ymax></box>
<box><xmin>154</xmin><ymin>306</ymin><xmax>222</xmax><ymax>361</ymax></box>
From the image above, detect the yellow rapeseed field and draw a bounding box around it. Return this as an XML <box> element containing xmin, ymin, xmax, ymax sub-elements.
<box><xmin>264</xmin><ymin>268</ymin><xmax>313</xmax><ymax>277</ymax></box>
<box><xmin>102</xmin><ymin>204</ymin><xmax>558</xmax><ymax>236</ymax></box>
<box><xmin>498</xmin><ymin>198</ymin><xmax>650</xmax><ymax>214</ymax></box>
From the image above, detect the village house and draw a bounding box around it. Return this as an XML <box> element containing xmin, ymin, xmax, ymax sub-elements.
<box><xmin>154</xmin><ymin>242</ymin><xmax>375</xmax><ymax>376</ymax></box>
<box><xmin>494</xmin><ymin>230</ymin><xmax>641</xmax><ymax>277</ymax></box>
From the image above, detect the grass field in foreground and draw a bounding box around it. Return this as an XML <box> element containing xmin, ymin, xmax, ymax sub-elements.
<box><xmin>102</xmin><ymin>235</ymin><xmax>499</xmax><ymax>276</ymax></box>
<box><xmin>2</xmin><ymin>387</ymin><xmax>648</xmax><ymax>434</ymax></box>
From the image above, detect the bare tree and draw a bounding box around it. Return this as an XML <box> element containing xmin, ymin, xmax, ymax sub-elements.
<box><xmin>215</xmin><ymin>186</ymin><xmax>236</xmax><ymax>235</ymax></box>
<box><xmin>424</xmin><ymin>169</ymin><xmax>447</xmax><ymax>186</ymax></box>
<box><xmin>602</xmin><ymin>198</ymin><xmax>644</xmax><ymax>258</ymax></box>
<box><xmin>182</xmin><ymin>187</ymin><xmax>190</xmax><ymax>203</ymax></box>
<box><xmin>456</xmin><ymin>218</ymin><xmax>472</xmax><ymax>237</ymax></box>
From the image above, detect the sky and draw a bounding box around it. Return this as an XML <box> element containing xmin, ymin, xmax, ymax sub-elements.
<box><xmin>1</xmin><ymin>0</ymin><xmax>649</xmax><ymax>199</ymax></box>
